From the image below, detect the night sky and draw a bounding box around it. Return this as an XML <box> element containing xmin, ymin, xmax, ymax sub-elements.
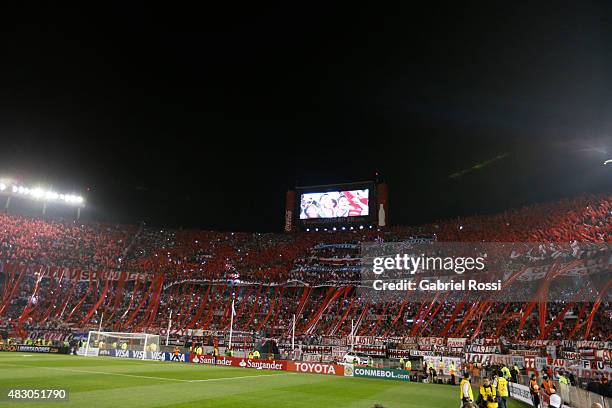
<box><xmin>0</xmin><ymin>2</ymin><xmax>610</xmax><ymax>231</ymax></box>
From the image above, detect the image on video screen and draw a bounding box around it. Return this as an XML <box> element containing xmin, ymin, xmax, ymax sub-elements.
<box><xmin>299</xmin><ymin>189</ymin><xmax>369</xmax><ymax>219</ymax></box>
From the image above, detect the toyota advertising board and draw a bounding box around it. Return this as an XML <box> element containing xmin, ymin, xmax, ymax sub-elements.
<box><xmin>288</xmin><ymin>362</ymin><xmax>344</xmax><ymax>376</ymax></box>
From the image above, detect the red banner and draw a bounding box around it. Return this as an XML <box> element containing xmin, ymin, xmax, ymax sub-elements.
<box><xmin>417</xmin><ymin>337</ymin><xmax>445</xmax><ymax>346</ymax></box>
<box><xmin>446</xmin><ymin>338</ymin><xmax>467</xmax><ymax>348</ymax></box>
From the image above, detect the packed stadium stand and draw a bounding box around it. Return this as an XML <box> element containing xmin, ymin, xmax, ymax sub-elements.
<box><xmin>0</xmin><ymin>194</ymin><xmax>609</xmax><ymax>345</ymax></box>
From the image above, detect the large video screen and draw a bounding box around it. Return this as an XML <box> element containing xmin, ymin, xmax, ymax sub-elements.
<box><xmin>299</xmin><ymin>189</ymin><xmax>369</xmax><ymax>219</ymax></box>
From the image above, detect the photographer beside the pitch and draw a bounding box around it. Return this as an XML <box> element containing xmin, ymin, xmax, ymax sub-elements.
<box><xmin>477</xmin><ymin>378</ymin><xmax>498</xmax><ymax>408</ymax></box>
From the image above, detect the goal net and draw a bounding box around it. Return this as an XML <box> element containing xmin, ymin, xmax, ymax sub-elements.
<box><xmin>84</xmin><ymin>331</ymin><xmax>161</xmax><ymax>359</ymax></box>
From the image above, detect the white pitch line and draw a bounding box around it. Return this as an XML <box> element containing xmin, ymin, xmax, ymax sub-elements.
<box><xmin>12</xmin><ymin>364</ymin><xmax>294</xmax><ymax>384</ymax></box>
<box><xmin>38</xmin><ymin>366</ymin><xmax>192</xmax><ymax>382</ymax></box>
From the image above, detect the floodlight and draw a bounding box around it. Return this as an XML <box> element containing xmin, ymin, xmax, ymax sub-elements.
<box><xmin>31</xmin><ymin>188</ymin><xmax>44</xmax><ymax>198</ymax></box>
<box><xmin>45</xmin><ymin>191</ymin><xmax>59</xmax><ymax>200</ymax></box>
<box><xmin>0</xmin><ymin>181</ymin><xmax>85</xmax><ymax>208</ymax></box>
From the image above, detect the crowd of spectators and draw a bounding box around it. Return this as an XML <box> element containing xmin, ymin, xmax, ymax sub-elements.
<box><xmin>0</xmin><ymin>194</ymin><xmax>609</xmax><ymax>340</ymax></box>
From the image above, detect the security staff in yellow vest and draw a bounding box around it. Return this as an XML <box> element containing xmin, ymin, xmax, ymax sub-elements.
<box><xmin>399</xmin><ymin>357</ymin><xmax>405</xmax><ymax>369</ymax></box>
<box><xmin>405</xmin><ymin>359</ymin><xmax>412</xmax><ymax>371</ymax></box>
<box><xmin>501</xmin><ymin>365</ymin><xmax>511</xmax><ymax>381</ymax></box>
<box><xmin>557</xmin><ymin>371</ymin><xmax>570</xmax><ymax>402</ymax></box>
<box><xmin>449</xmin><ymin>361</ymin><xmax>456</xmax><ymax>385</ymax></box>
<box><xmin>478</xmin><ymin>378</ymin><xmax>498</xmax><ymax>408</ymax></box>
<box><xmin>494</xmin><ymin>371</ymin><xmax>509</xmax><ymax>408</ymax></box>
<box><xmin>511</xmin><ymin>365</ymin><xmax>520</xmax><ymax>382</ymax></box>
<box><xmin>460</xmin><ymin>372</ymin><xmax>474</xmax><ymax>406</ymax></box>
<box><xmin>253</xmin><ymin>350</ymin><xmax>260</xmax><ymax>359</ymax></box>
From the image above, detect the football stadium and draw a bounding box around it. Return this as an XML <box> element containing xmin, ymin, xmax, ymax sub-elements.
<box><xmin>0</xmin><ymin>186</ymin><xmax>610</xmax><ymax>408</ymax></box>
<box><xmin>1</xmin><ymin>3</ymin><xmax>611</xmax><ymax>408</ymax></box>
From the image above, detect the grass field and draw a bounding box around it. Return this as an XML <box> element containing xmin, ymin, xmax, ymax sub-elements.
<box><xmin>0</xmin><ymin>353</ymin><xmax>530</xmax><ymax>408</ymax></box>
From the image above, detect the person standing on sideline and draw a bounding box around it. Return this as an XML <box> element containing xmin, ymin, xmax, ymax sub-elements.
<box><xmin>494</xmin><ymin>371</ymin><xmax>509</xmax><ymax>408</ymax></box>
<box><xmin>478</xmin><ymin>378</ymin><xmax>498</xmax><ymax>408</ymax></box>
<box><xmin>171</xmin><ymin>346</ymin><xmax>181</xmax><ymax>362</ymax></box>
<box><xmin>558</xmin><ymin>371</ymin><xmax>570</xmax><ymax>402</ymax></box>
<box><xmin>501</xmin><ymin>364</ymin><xmax>511</xmax><ymax>382</ymax></box>
<box><xmin>530</xmin><ymin>374</ymin><xmax>541</xmax><ymax>408</ymax></box>
<box><xmin>449</xmin><ymin>361</ymin><xmax>456</xmax><ymax>385</ymax></box>
<box><xmin>460</xmin><ymin>372</ymin><xmax>474</xmax><ymax>407</ymax></box>
<box><xmin>511</xmin><ymin>364</ymin><xmax>520</xmax><ymax>383</ymax></box>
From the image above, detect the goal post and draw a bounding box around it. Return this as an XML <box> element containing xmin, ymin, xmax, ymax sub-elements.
<box><xmin>84</xmin><ymin>331</ymin><xmax>160</xmax><ymax>360</ymax></box>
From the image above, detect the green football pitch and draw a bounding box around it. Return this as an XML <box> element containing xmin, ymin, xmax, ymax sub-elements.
<box><xmin>0</xmin><ymin>353</ymin><xmax>530</xmax><ymax>408</ymax></box>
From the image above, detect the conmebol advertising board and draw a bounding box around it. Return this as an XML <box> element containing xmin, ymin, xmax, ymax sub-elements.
<box><xmin>353</xmin><ymin>367</ymin><xmax>410</xmax><ymax>381</ymax></box>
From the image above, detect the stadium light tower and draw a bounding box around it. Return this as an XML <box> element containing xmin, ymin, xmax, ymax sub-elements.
<box><xmin>0</xmin><ymin>179</ymin><xmax>85</xmax><ymax>219</ymax></box>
